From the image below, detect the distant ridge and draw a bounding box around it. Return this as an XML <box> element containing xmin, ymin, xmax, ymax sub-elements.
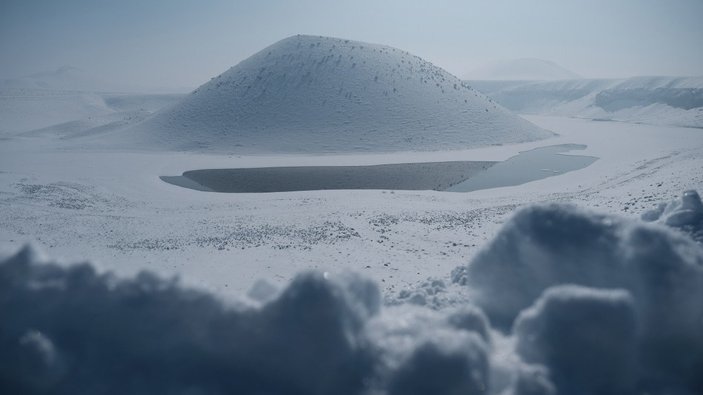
<box><xmin>112</xmin><ymin>35</ymin><xmax>552</xmax><ymax>153</ymax></box>
<box><xmin>466</xmin><ymin>58</ymin><xmax>581</xmax><ymax>81</ymax></box>
<box><xmin>469</xmin><ymin>76</ymin><xmax>703</xmax><ymax>128</ymax></box>
<box><xmin>0</xmin><ymin>66</ymin><xmax>124</xmax><ymax>92</ymax></box>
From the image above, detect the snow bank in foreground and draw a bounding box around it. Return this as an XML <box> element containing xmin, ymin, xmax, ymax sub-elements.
<box><xmin>0</xmin><ymin>247</ymin><xmax>494</xmax><ymax>395</ymax></box>
<box><xmin>2</xmin><ymin>192</ymin><xmax>703</xmax><ymax>394</ymax></box>
<box><xmin>461</xmin><ymin>192</ymin><xmax>703</xmax><ymax>393</ymax></box>
<box><xmin>642</xmin><ymin>189</ymin><xmax>703</xmax><ymax>242</ymax></box>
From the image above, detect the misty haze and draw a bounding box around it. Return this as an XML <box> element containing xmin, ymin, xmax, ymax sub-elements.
<box><xmin>1</xmin><ymin>1</ymin><xmax>702</xmax><ymax>394</ymax></box>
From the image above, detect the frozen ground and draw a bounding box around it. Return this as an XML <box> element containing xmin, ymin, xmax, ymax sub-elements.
<box><xmin>1</xmin><ymin>115</ymin><xmax>701</xmax><ymax>300</ymax></box>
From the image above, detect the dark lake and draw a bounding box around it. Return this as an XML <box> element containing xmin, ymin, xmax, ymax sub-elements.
<box><xmin>161</xmin><ymin>144</ymin><xmax>597</xmax><ymax>193</ymax></box>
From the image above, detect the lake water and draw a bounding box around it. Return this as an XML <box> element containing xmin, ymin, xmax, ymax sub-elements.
<box><xmin>161</xmin><ymin>144</ymin><xmax>597</xmax><ymax>193</ymax></box>
<box><xmin>161</xmin><ymin>161</ymin><xmax>495</xmax><ymax>192</ymax></box>
<box><xmin>445</xmin><ymin>144</ymin><xmax>597</xmax><ymax>192</ymax></box>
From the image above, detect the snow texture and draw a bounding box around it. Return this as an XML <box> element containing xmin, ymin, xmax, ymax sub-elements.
<box><xmin>461</xmin><ymin>196</ymin><xmax>703</xmax><ymax>394</ymax></box>
<box><xmin>3</xmin><ymin>195</ymin><xmax>703</xmax><ymax>394</ymax></box>
<box><xmin>111</xmin><ymin>35</ymin><xmax>551</xmax><ymax>153</ymax></box>
<box><xmin>642</xmin><ymin>189</ymin><xmax>703</xmax><ymax>242</ymax></box>
<box><xmin>0</xmin><ymin>246</ymin><xmax>492</xmax><ymax>395</ymax></box>
<box><xmin>514</xmin><ymin>286</ymin><xmax>638</xmax><ymax>394</ymax></box>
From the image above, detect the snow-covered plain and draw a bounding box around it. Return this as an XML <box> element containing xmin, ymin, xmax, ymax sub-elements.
<box><xmin>2</xmin><ymin>116</ymin><xmax>703</xmax><ymax>394</ymax></box>
<box><xmin>2</xmin><ymin>37</ymin><xmax>703</xmax><ymax>394</ymax></box>
<box><xmin>2</xmin><ymin>114</ymin><xmax>701</xmax><ymax>298</ymax></box>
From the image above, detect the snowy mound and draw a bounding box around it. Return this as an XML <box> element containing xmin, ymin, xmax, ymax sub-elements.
<box><xmin>465</xmin><ymin>58</ymin><xmax>581</xmax><ymax>81</ymax></box>
<box><xmin>114</xmin><ymin>35</ymin><xmax>551</xmax><ymax>153</ymax></box>
<box><xmin>642</xmin><ymin>189</ymin><xmax>703</xmax><ymax>242</ymax></box>
<box><xmin>460</xmin><ymin>197</ymin><xmax>703</xmax><ymax>393</ymax></box>
<box><xmin>3</xmin><ymin>192</ymin><xmax>703</xmax><ymax>394</ymax></box>
<box><xmin>0</xmin><ymin>247</ymin><xmax>494</xmax><ymax>394</ymax></box>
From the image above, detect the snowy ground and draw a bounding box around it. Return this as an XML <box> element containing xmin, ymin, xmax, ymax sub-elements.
<box><xmin>1</xmin><ymin>115</ymin><xmax>701</xmax><ymax>300</ymax></box>
<box><xmin>2</xmin><ymin>112</ymin><xmax>703</xmax><ymax>395</ymax></box>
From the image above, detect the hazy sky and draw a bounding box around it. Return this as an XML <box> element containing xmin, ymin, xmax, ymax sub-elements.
<box><xmin>1</xmin><ymin>0</ymin><xmax>702</xmax><ymax>89</ymax></box>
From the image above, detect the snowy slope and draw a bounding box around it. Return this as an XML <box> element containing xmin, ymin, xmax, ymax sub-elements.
<box><xmin>470</xmin><ymin>76</ymin><xmax>703</xmax><ymax>128</ymax></box>
<box><xmin>465</xmin><ymin>58</ymin><xmax>581</xmax><ymax>81</ymax></box>
<box><xmin>109</xmin><ymin>35</ymin><xmax>552</xmax><ymax>153</ymax></box>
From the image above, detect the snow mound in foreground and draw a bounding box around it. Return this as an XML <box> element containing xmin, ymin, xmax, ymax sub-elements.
<box><xmin>642</xmin><ymin>189</ymin><xmax>703</xmax><ymax>242</ymax></box>
<box><xmin>0</xmin><ymin>247</ymin><xmax>496</xmax><ymax>395</ymax></box>
<box><xmin>3</xmin><ymin>193</ymin><xmax>703</xmax><ymax>394</ymax></box>
<box><xmin>111</xmin><ymin>35</ymin><xmax>551</xmax><ymax>153</ymax></box>
<box><xmin>461</xmin><ymin>193</ymin><xmax>703</xmax><ymax>393</ymax></box>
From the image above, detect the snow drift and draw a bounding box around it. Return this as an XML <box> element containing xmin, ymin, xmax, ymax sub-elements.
<box><xmin>0</xmin><ymin>247</ymin><xmax>495</xmax><ymax>395</ymax></box>
<box><xmin>460</xmin><ymin>191</ymin><xmax>703</xmax><ymax>394</ymax></box>
<box><xmin>112</xmin><ymin>35</ymin><xmax>551</xmax><ymax>153</ymax></box>
<box><xmin>642</xmin><ymin>189</ymin><xmax>703</xmax><ymax>242</ymax></box>
<box><xmin>2</xmin><ymin>191</ymin><xmax>702</xmax><ymax>394</ymax></box>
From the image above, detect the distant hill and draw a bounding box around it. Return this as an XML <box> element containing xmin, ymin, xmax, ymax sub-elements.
<box><xmin>0</xmin><ymin>66</ymin><xmax>125</xmax><ymax>92</ymax></box>
<box><xmin>465</xmin><ymin>58</ymin><xmax>581</xmax><ymax>81</ymax></box>
<box><xmin>110</xmin><ymin>35</ymin><xmax>551</xmax><ymax>153</ymax></box>
<box><xmin>0</xmin><ymin>66</ymin><xmax>192</xmax><ymax>94</ymax></box>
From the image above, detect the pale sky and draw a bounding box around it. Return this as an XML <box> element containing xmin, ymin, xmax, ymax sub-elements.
<box><xmin>1</xmin><ymin>0</ymin><xmax>701</xmax><ymax>90</ymax></box>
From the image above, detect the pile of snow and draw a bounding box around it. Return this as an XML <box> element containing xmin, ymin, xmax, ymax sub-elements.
<box><xmin>642</xmin><ymin>189</ymin><xmax>703</xmax><ymax>242</ymax></box>
<box><xmin>3</xmin><ymin>191</ymin><xmax>702</xmax><ymax>394</ymax></box>
<box><xmin>469</xmin><ymin>76</ymin><xmax>703</xmax><ymax>128</ymax></box>
<box><xmin>514</xmin><ymin>286</ymin><xmax>638</xmax><ymax>394</ymax></box>
<box><xmin>460</xmin><ymin>192</ymin><xmax>703</xmax><ymax>394</ymax></box>
<box><xmin>464</xmin><ymin>58</ymin><xmax>581</xmax><ymax>81</ymax></box>
<box><xmin>0</xmin><ymin>247</ymin><xmax>498</xmax><ymax>394</ymax></box>
<box><xmin>109</xmin><ymin>35</ymin><xmax>551</xmax><ymax>153</ymax></box>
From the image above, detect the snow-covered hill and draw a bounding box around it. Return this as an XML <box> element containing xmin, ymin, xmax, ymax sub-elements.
<box><xmin>465</xmin><ymin>58</ymin><xmax>581</xmax><ymax>81</ymax></box>
<box><xmin>469</xmin><ymin>76</ymin><xmax>703</xmax><ymax>128</ymax></box>
<box><xmin>110</xmin><ymin>35</ymin><xmax>552</xmax><ymax>153</ymax></box>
